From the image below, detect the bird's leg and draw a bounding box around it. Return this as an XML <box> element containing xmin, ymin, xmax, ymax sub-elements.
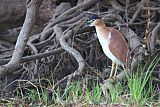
<box><xmin>110</xmin><ymin>62</ymin><xmax>115</xmax><ymax>78</ymax></box>
<box><xmin>113</xmin><ymin>64</ymin><xmax>118</xmax><ymax>77</ymax></box>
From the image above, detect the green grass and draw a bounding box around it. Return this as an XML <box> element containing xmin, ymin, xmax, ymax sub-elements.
<box><xmin>126</xmin><ymin>70</ymin><xmax>154</xmax><ymax>106</ymax></box>
<box><xmin>1</xmin><ymin>55</ymin><xmax>160</xmax><ymax>106</ymax></box>
<box><xmin>126</xmin><ymin>55</ymin><xmax>159</xmax><ymax>106</ymax></box>
<box><xmin>92</xmin><ymin>81</ymin><xmax>102</xmax><ymax>103</ymax></box>
<box><xmin>109</xmin><ymin>81</ymin><xmax>123</xmax><ymax>103</ymax></box>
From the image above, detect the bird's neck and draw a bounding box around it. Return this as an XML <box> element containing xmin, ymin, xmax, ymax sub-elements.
<box><xmin>95</xmin><ymin>21</ymin><xmax>106</xmax><ymax>29</ymax></box>
<box><xmin>95</xmin><ymin>21</ymin><xmax>110</xmax><ymax>39</ymax></box>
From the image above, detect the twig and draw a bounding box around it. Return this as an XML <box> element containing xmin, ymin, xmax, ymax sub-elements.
<box><xmin>57</xmin><ymin>23</ymin><xmax>85</xmax><ymax>92</ymax></box>
<box><xmin>149</xmin><ymin>23</ymin><xmax>160</xmax><ymax>54</ymax></box>
<box><xmin>0</xmin><ymin>48</ymin><xmax>64</xmax><ymax>65</ymax></box>
<box><xmin>27</xmin><ymin>37</ymin><xmax>39</xmax><ymax>75</ymax></box>
<box><xmin>129</xmin><ymin>5</ymin><xmax>142</xmax><ymax>24</ymax></box>
<box><xmin>109</xmin><ymin>0</ymin><xmax>125</xmax><ymax>11</ymax></box>
<box><xmin>58</xmin><ymin>0</ymin><xmax>99</xmax><ymax>18</ymax></box>
<box><xmin>59</xmin><ymin>29</ymin><xmax>85</xmax><ymax>76</ymax></box>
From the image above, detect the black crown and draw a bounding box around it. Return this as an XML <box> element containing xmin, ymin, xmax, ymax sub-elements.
<box><xmin>89</xmin><ymin>14</ymin><xmax>100</xmax><ymax>20</ymax></box>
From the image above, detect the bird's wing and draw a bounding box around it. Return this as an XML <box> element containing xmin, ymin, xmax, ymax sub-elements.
<box><xmin>108</xmin><ymin>28</ymin><xmax>129</xmax><ymax>65</ymax></box>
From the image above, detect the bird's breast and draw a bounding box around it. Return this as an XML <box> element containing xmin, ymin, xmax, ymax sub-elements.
<box><xmin>96</xmin><ymin>30</ymin><xmax>123</xmax><ymax>65</ymax></box>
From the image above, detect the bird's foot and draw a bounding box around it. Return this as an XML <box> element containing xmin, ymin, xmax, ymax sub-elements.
<box><xmin>101</xmin><ymin>78</ymin><xmax>114</xmax><ymax>98</ymax></box>
<box><xmin>108</xmin><ymin>76</ymin><xmax>117</xmax><ymax>82</ymax></box>
<box><xmin>101</xmin><ymin>80</ymin><xmax>111</xmax><ymax>99</ymax></box>
<box><xmin>101</xmin><ymin>77</ymin><xmax>117</xmax><ymax>98</ymax></box>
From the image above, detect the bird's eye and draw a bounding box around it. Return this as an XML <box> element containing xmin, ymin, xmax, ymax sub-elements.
<box><xmin>85</xmin><ymin>19</ymin><xmax>96</xmax><ymax>26</ymax></box>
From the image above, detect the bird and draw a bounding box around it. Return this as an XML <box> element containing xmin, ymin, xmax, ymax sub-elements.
<box><xmin>86</xmin><ymin>15</ymin><xmax>130</xmax><ymax>78</ymax></box>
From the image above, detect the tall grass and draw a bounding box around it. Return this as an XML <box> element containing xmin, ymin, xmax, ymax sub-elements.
<box><xmin>2</xmin><ymin>55</ymin><xmax>159</xmax><ymax>106</ymax></box>
<box><xmin>126</xmin><ymin>55</ymin><xmax>159</xmax><ymax>106</ymax></box>
<box><xmin>109</xmin><ymin>82</ymin><xmax>123</xmax><ymax>103</ymax></box>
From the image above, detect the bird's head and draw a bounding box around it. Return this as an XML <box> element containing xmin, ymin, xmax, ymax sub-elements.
<box><xmin>86</xmin><ymin>14</ymin><xmax>102</xmax><ymax>27</ymax></box>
